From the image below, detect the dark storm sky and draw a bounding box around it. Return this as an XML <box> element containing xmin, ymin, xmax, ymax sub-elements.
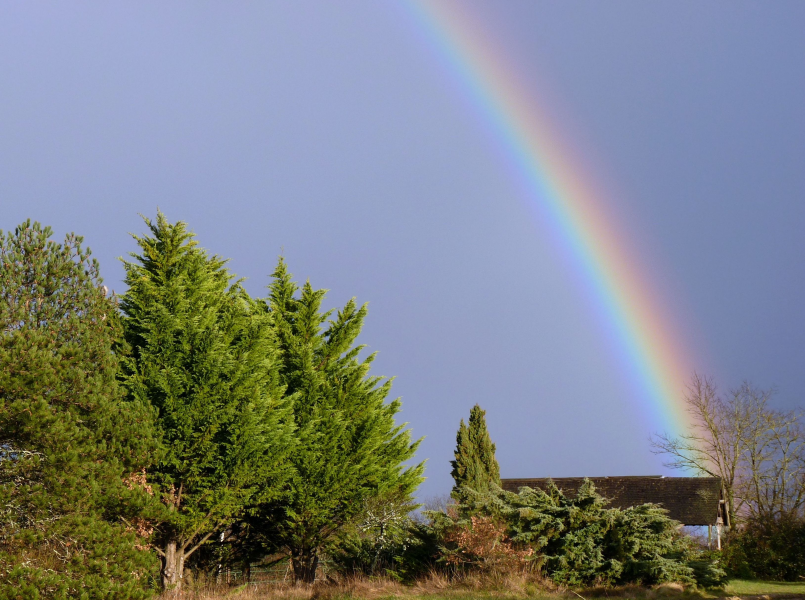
<box><xmin>1</xmin><ymin>1</ymin><xmax>803</xmax><ymax>500</ymax></box>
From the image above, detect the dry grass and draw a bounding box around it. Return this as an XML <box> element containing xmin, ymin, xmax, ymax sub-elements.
<box><xmin>164</xmin><ymin>572</ymin><xmax>718</xmax><ymax>600</ymax></box>
<box><xmin>167</xmin><ymin>571</ymin><xmax>805</xmax><ymax>600</ymax></box>
<box><xmin>168</xmin><ymin>572</ymin><xmax>555</xmax><ymax>600</ymax></box>
<box><xmin>577</xmin><ymin>582</ymin><xmax>706</xmax><ymax>600</ymax></box>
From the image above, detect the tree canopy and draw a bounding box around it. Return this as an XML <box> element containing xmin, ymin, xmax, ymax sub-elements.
<box><xmin>119</xmin><ymin>213</ymin><xmax>294</xmax><ymax>592</ymax></box>
<box><xmin>451</xmin><ymin>404</ymin><xmax>501</xmax><ymax>496</ymax></box>
<box><xmin>0</xmin><ymin>221</ymin><xmax>157</xmax><ymax>599</ymax></box>
<box><xmin>243</xmin><ymin>258</ymin><xmax>424</xmax><ymax>583</ymax></box>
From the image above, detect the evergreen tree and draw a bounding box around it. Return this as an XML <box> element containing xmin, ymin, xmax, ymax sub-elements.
<box><xmin>0</xmin><ymin>221</ymin><xmax>157</xmax><ymax>599</ymax></box>
<box><xmin>246</xmin><ymin>259</ymin><xmax>423</xmax><ymax>584</ymax></box>
<box><xmin>119</xmin><ymin>213</ymin><xmax>293</xmax><ymax>592</ymax></box>
<box><xmin>450</xmin><ymin>404</ymin><xmax>501</xmax><ymax>495</ymax></box>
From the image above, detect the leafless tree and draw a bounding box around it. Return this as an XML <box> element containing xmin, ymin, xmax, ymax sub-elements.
<box><xmin>651</xmin><ymin>374</ymin><xmax>805</xmax><ymax>526</ymax></box>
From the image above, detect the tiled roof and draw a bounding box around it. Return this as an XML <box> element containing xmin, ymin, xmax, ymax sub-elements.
<box><xmin>500</xmin><ymin>476</ymin><xmax>723</xmax><ymax>526</ymax></box>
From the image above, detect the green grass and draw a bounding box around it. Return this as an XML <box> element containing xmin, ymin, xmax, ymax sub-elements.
<box><xmin>721</xmin><ymin>579</ymin><xmax>805</xmax><ymax>597</ymax></box>
<box><xmin>404</xmin><ymin>581</ymin><xmax>805</xmax><ymax>600</ymax></box>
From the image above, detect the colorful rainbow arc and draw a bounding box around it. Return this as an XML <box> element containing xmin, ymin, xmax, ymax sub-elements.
<box><xmin>406</xmin><ymin>0</ymin><xmax>694</xmax><ymax>438</ymax></box>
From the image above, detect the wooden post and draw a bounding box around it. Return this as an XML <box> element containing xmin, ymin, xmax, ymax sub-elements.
<box><xmin>716</xmin><ymin>518</ymin><xmax>722</xmax><ymax>550</ymax></box>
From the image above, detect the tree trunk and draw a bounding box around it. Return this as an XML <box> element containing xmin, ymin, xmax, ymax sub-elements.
<box><xmin>162</xmin><ymin>539</ymin><xmax>185</xmax><ymax>593</ymax></box>
<box><xmin>292</xmin><ymin>549</ymin><xmax>319</xmax><ymax>584</ymax></box>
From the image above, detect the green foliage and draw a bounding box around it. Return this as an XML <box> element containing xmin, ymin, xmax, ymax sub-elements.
<box><xmin>330</xmin><ymin>533</ymin><xmax>411</xmax><ymax>580</ymax></box>
<box><xmin>723</xmin><ymin>515</ymin><xmax>805</xmax><ymax>581</ymax></box>
<box><xmin>329</xmin><ymin>488</ymin><xmax>419</xmax><ymax>578</ymax></box>
<box><xmin>390</xmin><ymin>520</ymin><xmax>449</xmax><ymax>582</ymax></box>
<box><xmin>0</xmin><ymin>221</ymin><xmax>158</xmax><ymax>599</ymax></box>
<box><xmin>244</xmin><ymin>259</ymin><xmax>424</xmax><ymax>583</ymax></box>
<box><xmin>119</xmin><ymin>213</ymin><xmax>293</xmax><ymax>590</ymax></box>
<box><xmin>685</xmin><ymin>550</ymin><xmax>730</xmax><ymax>589</ymax></box>
<box><xmin>450</xmin><ymin>405</ymin><xmax>500</xmax><ymax>496</ymax></box>
<box><xmin>429</xmin><ymin>481</ymin><xmax>726</xmax><ymax>588</ymax></box>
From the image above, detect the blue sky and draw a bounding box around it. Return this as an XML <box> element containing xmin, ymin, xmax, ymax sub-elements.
<box><xmin>1</xmin><ymin>1</ymin><xmax>803</xmax><ymax>500</ymax></box>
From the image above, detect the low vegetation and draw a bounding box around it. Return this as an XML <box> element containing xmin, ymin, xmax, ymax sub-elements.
<box><xmin>722</xmin><ymin>579</ymin><xmax>805</xmax><ymax>597</ymax></box>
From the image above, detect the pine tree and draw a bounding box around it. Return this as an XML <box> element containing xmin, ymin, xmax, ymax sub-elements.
<box><xmin>246</xmin><ymin>259</ymin><xmax>423</xmax><ymax>584</ymax></box>
<box><xmin>0</xmin><ymin>221</ymin><xmax>158</xmax><ymax>599</ymax></box>
<box><xmin>119</xmin><ymin>213</ymin><xmax>293</xmax><ymax>593</ymax></box>
<box><xmin>450</xmin><ymin>404</ymin><xmax>501</xmax><ymax>495</ymax></box>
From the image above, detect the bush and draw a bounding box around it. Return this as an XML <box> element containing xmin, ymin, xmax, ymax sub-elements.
<box><xmin>328</xmin><ymin>490</ymin><xmax>420</xmax><ymax>579</ymax></box>
<box><xmin>724</xmin><ymin>515</ymin><xmax>805</xmax><ymax>581</ymax></box>
<box><xmin>424</xmin><ymin>481</ymin><xmax>726</xmax><ymax>588</ymax></box>
<box><xmin>441</xmin><ymin>515</ymin><xmax>534</xmax><ymax>573</ymax></box>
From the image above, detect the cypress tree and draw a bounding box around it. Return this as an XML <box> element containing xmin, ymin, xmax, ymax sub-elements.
<box><xmin>119</xmin><ymin>213</ymin><xmax>293</xmax><ymax>592</ymax></box>
<box><xmin>450</xmin><ymin>404</ymin><xmax>500</xmax><ymax>495</ymax></box>
<box><xmin>247</xmin><ymin>259</ymin><xmax>423</xmax><ymax>584</ymax></box>
<box><xmin>0</xmin><ymin>221</ymin><xmax>157</xmax><ymax>599</ymax></box>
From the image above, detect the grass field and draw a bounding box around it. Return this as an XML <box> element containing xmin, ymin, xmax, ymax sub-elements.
<box><xmin>719</xmin><ymin>579</ymin><xmax>805</xmax><ymax>597</ymax></box>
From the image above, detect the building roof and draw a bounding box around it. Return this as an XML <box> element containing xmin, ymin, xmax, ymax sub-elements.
<box><xmin>500</xmin><ymin>476</ymin><xmax>723</xmax><ymax>526</ymax></box>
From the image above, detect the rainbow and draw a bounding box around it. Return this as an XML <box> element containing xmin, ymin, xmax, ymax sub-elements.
<box><xmin>405</xmin><ymin>1</ymin><xmax>695</xmax><ymax>438</ymax></box>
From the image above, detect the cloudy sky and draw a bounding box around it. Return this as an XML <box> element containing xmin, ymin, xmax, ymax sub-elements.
<box><xmin>2</xmin><ymin>1</ymin><xmax>803</xmax><ymax>499</ymax></box>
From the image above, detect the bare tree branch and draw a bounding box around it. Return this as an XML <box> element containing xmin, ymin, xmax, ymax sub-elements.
<box><xmin>651</xmin><ymin>374</ymin><xmax>805</xmax><ymax>525</ymax></box>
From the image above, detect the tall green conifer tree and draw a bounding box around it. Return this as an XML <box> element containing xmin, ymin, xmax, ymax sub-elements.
<box><xmin>119</xmin><ymin>213</ymin><xmax>293</xmax><ymax>592</ymax></box>
<box><xmin>246</xmin><ymin>259</ymin><xmax>423</xmax><ymax>584</ymax></box>
<box><xmin>0</xmin><ymin>221</ymin><xmax>157</xmax><ymax>599</ymax></box>
<box><xmin>450</xmin><ymin>404</ymin><xmax>501</xmax><ymax>495</ymax></box>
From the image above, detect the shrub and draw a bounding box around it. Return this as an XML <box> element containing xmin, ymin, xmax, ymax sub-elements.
<box><xmin>441</xmin><ymin>515</ymin><xmax>534</xmax><ymax>573</ymax></box>
<box><xmin>425</xmin><ymin>481</ymin><xmax>725</xmax><ymax>588</ymax></box>
<box><xmin>723</xmin><ymin>515</ymin><xmax>805</xmax><ymax>581</ymax></box>
<box><xmin>329</xmin><ymin>489</ymin><xmax>419</xmax><ymax>579</ymax></box>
